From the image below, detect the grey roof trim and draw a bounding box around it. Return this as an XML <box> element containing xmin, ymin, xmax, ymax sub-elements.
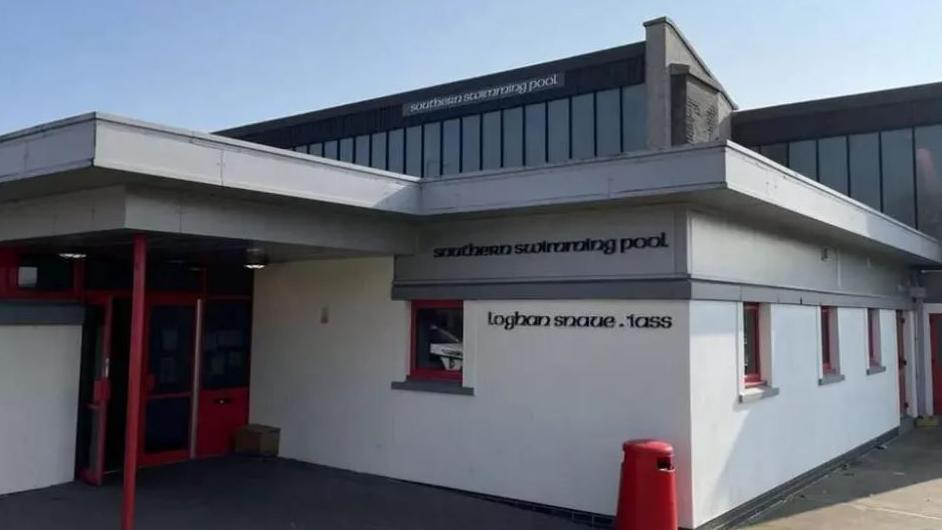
<box><xmin>391</xmin><ymin>277</ymin><xmax>912</xmax><ymax>309</ymax></box>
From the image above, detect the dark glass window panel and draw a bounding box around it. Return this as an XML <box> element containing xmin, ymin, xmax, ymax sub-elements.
<box><xmin>818</xmin><ymin>136</ymin><xmax>848</xmax><ymax>194</ymax></box>
<box><xmin>881</xmin><ymin>129</ymin><xmax>916</xmax><ymax>226</ymax></box>
<box><xmin>324</xmin><ymin>140</ymin><xmax>338</xmax><ymax>160</ymax></box>
<box><xmin>442</xmin><ymin>119</ymin><xmax>461</xmax><ymax>175</ymax></box>
<box><xmin>596</xmin><ymin>89</ymin><xmax>621</xmax><ymax>157</ymax></box>
<box><xmin>144</xmin><ymin>397</ymin><xmax>190</xmax><ymax>452</ymax></box>
<box><xmin>788</xmin><ymin>140</ymin><xmax>817</xmax><ymax>180</ymax></box>
<box><xmin>423</xmin><ymin>122</ymin><xmax>441</xmax><ymax>178</ymax></box>
<box><xmin>370</xmin><ymin>132</ymin><xmax>387</xmax><ymax>170</ymax></box>
<box><xmin>461</xmin><ymin>115</ymin><xmax>481</xmax><ymax>173</ymax></box>
<box><xmin>207</xmin><ymin>266</ymin><xmax>253</xmax><ymax>296</ymax></box>
<box><xmin>482</xmin><ymin>111</ymin><xmax>501</xmax><ymax>170</ymax></box>
<box><xmin>388</xmin><ymin>129</ymin><xmax>405</xmax><ymax>174</ymax></box>
<box><xmin>405</xmin><ymin>126</ymin><xmax>422</xmax><ymax>177</ymax></box>
<box><xmin>524</xmin><ymin>103</ymin><xmax>546</xmax><ymax>166</ymax></box>
<box><xmin>916</xmin><ymin>125</ymin><xmax>942</xmax><ymax>238</ymax></box>
<box><xmin>84</xmin><ymin>256</ymin><xmax>132</xmax><ymax>291</ymax></box>
<box><xmin>339</xmin><ymin>137</ymin><xmax>354</xmax><ymax>163</ymax></box>
<box><xmin>849</xmin><ymin>133</ymin><xmax>881</xmax><ymax>210</ymax></box>
<box><xmin>413</xmin><ymin>306</ymin><xmax>463</xmax><ymax>372</ymax></box>
<box><xmin>461</xmin><ymin>115</ymin><xmax>481</xmax><ymax>172</ymax></box>
<box><xmin>743</xmin><ymin>304</ymin><xmax>759</xmax><ymax>377</ymax></box>
<box><xmin>622</xmin><ymin>84</ymin><xmax>646</xmax><ymax>152</ymax></box>
<box><xmin>17</xmin><ymin>254</ymin><xmax>73</xmax><ymax>291</ymax></box>
<box><xmin>292</xmin><ymin>145</ymin><xmax>307</xmax><ymax>153</ymax></box>
<box><xmin>355</xmin><ymin>135</ymin><xmax>370</xmax><ymax>166</ymax></box>
<box><xmin>547</xmin><ymin>98</ymin><xmax>570</xmax><ymax>163</ymax></box>
<box><xmin>572</xmin><ymin>93</ymin><xmax>595</xmax><ymax>159</ymax></box>
<box><xmin>309</xmin><ymin>143</ymin><xmax>323</xmax><ymax>157</ymax></box>
<box><xmin>202</xmin><ymin>301</ymin><xmax>252</xmax><ymax>390</ymax></box>
<box><xmin>502</xmin><ymin>107</ymin><xmax>523</xmax><ymax>168</ymax></box>
<box><xmin>147</xmin><ymin>262</ymin><xmax>201</xmax><ymax>292</ymax></box>
<box><xmin>147</xmin><ymin>305</ymin><xmax>195</xmax><ymax>394</ymax></box>
<box><xmin>759</xmin><ymin>144</ymin><xmax>788</xmax><ymax>166</ymax></box>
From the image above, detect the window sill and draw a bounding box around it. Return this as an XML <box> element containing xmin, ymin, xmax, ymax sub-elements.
<box><xmin>818</xmin><ymin>373</ymin><xmax>845</xmax><ymax>386</ymax></box>
<box><xmin>391</xmin><ymin>379</ymin><xmax>474</xmax><ymax>396</ymax></box>
<box><xmin>866</xmin><ymin>365</ymin><xmax>887</xmax><ymax>376</ymax></box>
<box><xmin>738</xmin><ymin>385</ymin><xmax>779</xmax><ymax>404</ymax></box>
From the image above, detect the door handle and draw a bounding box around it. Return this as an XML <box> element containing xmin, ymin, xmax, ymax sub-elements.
<box><xmin>215</xmin><ymin>398</ymin><xmax>232</xmax><ymax>405</ymax></box>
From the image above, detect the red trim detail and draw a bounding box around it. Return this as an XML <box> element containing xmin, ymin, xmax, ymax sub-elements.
<box><xmin>930</xmin><ymin>314</ymin><xmax>942</xmax><ymax>414</ymax></box>
<box><xmin>898</xmin><ymin>311</ymin><xmax>907</xmax><ymax>414</ymax></box>
<box><xmin>409</xmin><ymin>300</ymin><xmax>463</xmax><ymax>382</ymax></box>
<box><xmin>139</xmin><ymin>449</ymin><xmax>189</xmax><ymax>468</ymax></box>
<box><xmin>821</xmin><ymin>306</ymin><xmax>835</xmax><ymax>374</ymax></box>
<box><xmin>743</xmin><ymin>303</ymin><xmax>761</xmax><ymax>384</ymax></box>
<box><xmin>867</xmin><ymin>308</ymin><xmax>880</xmax><ymax>367</ymax></box>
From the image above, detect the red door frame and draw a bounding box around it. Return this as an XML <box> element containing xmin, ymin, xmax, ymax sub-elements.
<box><xmin>930</xmin><ymin>314</ymin><xmax>942</xmax><ymax>414</ymax></box>
<box><xmin>138</xmin><ymin>292</ymin><xmax>201</xmax><ymax>468</ymax></box>
<box><xmin>896</xmin><ymin>310</ymin><xmax>907</xmax><ymax>416</ymax></box>
<box><xmin>77</xmin><ymin>294</ymin><xmax>115</xmax><ymax>486</ymax></box>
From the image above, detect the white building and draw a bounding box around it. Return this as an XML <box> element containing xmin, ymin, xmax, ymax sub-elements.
<box><xmin>0</xmin><ymin>17</ymin><xmax>939</xmax><ymax>530</ymax></box>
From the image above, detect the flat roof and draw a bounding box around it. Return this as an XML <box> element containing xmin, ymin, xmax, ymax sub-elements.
<box><xmin>733</xmin><ymin>81</ymin><xmax>942</xmax><ymax>145</ymax></box>
<box><xmin>0</xmin><ymin>113</ymin><xmax>937</xmax><ymax>265</ymax></box>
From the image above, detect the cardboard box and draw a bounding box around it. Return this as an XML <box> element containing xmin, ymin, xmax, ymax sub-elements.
<box><xmin>235</xmin><ymin>424</ymin><xmax>280</xmax><ymax>457</ymax></box>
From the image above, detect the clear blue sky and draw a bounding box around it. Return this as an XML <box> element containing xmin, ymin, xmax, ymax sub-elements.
<box><xmin>3</xmin><ymin>0</ymin><xmax>942</xmax><ymax>134</ymax></box>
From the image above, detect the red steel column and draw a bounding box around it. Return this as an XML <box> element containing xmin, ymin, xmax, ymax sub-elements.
<box><xmin>122</xmin><ymin>234</ymin><xmax>147</xmax><ymax>530</ymax></box>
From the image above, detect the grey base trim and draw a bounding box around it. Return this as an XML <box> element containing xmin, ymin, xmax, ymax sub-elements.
<box><xmin>690</xmin><ymin>427</ymin><xmax>899</xmax><ymax>530</ymax></box>
<box><xmin>391</xmin><ymin>380</ymin><xmax>474</xmax><ymax>396</ymax></box>
<box><xmin>392</xmin><ymin>278</ymin><xmax>911</xmax><ymax>310</ymax></box>
<box><xmin>0</xmin><ymin>301</ymin><xmax>85</xmax><ymax>325</ymax></box>
<box><xmin>818</xmin><ymin>373</ymin><xmax>846</xmax><ymax>386</ymax></box>
<box><xmin>738</xmin><ymin>385</ymin><xmax>779</xmax><ymax>403</ymax></box>
<box><xmin>867</xmin><ymin>365</ymin><xmax>887</xmax><ymax>375</ymax></box>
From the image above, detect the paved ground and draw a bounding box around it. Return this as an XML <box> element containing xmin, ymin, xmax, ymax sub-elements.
<box><xmin>0</xmin><ymin>457</ymin><xmax>590</xmax><ymax>530</ymax></box>
<box><xmin>742</xmin><ymin>425</ymin><xmax>942</xmax><ymax>529</ymax></box>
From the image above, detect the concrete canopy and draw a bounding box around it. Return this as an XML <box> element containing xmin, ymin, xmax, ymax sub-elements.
<box><xmin>0</xmin><ymin>112</ymin><xmax>937</xmax><ymax>265</ymax></box>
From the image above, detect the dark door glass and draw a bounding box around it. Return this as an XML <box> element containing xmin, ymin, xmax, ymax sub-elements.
<box><xmin>147</xmin><ymin>305</ymin><xmax>195</xmax><ymax>394</ymax></box>
<box><xmin>202</xmin><ymin>301</ymin><xmax>252</xmax><ymax>389</ymax></box>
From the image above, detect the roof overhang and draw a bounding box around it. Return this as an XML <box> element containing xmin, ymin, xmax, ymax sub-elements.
<box><xmin>0</xmin><ymin>113</ymin><xmax>937</xmax><ymax>265</ymax></box>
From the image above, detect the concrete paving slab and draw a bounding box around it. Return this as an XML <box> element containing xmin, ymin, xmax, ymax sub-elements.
<box><xmin>742</xmin><ymin>427</ymin><xmax>942</xmax><ymax>529</ymax></box>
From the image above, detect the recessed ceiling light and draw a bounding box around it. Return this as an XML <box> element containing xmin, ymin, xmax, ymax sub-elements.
<box><xmin>58</xmin><ymin>252</ymin><xmax>87</xmax><ymax>260</ymax></box>
<box><xmin>244</xmin><ymin>247</ymin><xmax>269</xmax><ymax>270</ymax></box>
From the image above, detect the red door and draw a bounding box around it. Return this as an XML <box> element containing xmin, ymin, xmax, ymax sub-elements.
<box><xmin>140</xmin><ymin>298</ymin><xmax>197</xmax><ymax>467</ymax></box>
<box><xmin>77</xmin><ymin>299</ymin><xmax>113</xmax><ymax>485</ymax></box>
<box><xmin>196</xmin><ymin>300</ymin><xmax>252</xmax><ymax>457</ymax></box>
<box><xmin>931</xmin><ymin>314</ymin><xmax>942</xmax><ymax>414</ymax></box>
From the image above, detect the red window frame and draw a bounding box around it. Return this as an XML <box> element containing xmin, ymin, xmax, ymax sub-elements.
<box><xmin>0</xmin><ymin>249</ymin><xmax>82</xmax><ymax>300</ymax></box>
<box><xmin>821</xmin><ymin>306</ymin><xmax>836</xmax><ymax>374</ymax></box>
<box><xmin>867</xmin><ymin>308</ymin><xmax>880</xmax><ymax>367</ymax></box>
<box><xmin>410</xmin><ymin>299</ymin><xmax>463</xmax><ymax>382</ymax></box>
<box><xmin>743</xmin><ymin>302</ymin><xmax>762</xmax><ymax>386</ymax></box>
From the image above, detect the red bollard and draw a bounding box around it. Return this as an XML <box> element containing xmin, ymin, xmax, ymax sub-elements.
<box><xmin>614</xmin><ymin>439</ymin><xmax>677</xmax><ymax>530</ymax></box>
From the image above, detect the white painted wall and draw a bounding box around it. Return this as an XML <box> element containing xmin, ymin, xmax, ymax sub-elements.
<box><xmin>250</xmin><ymin>257</ymin><xmax>695</xmax><ymax>523</ymax></box>
<box><xmin>0</xmin><ymin>325</ymin><xmax>83</xmax><ymax>495</ymax></box>
<box><xmin>688</xmin><ymin>301</ymin><xmax>900</xmax><ymax>526</ymax></box>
